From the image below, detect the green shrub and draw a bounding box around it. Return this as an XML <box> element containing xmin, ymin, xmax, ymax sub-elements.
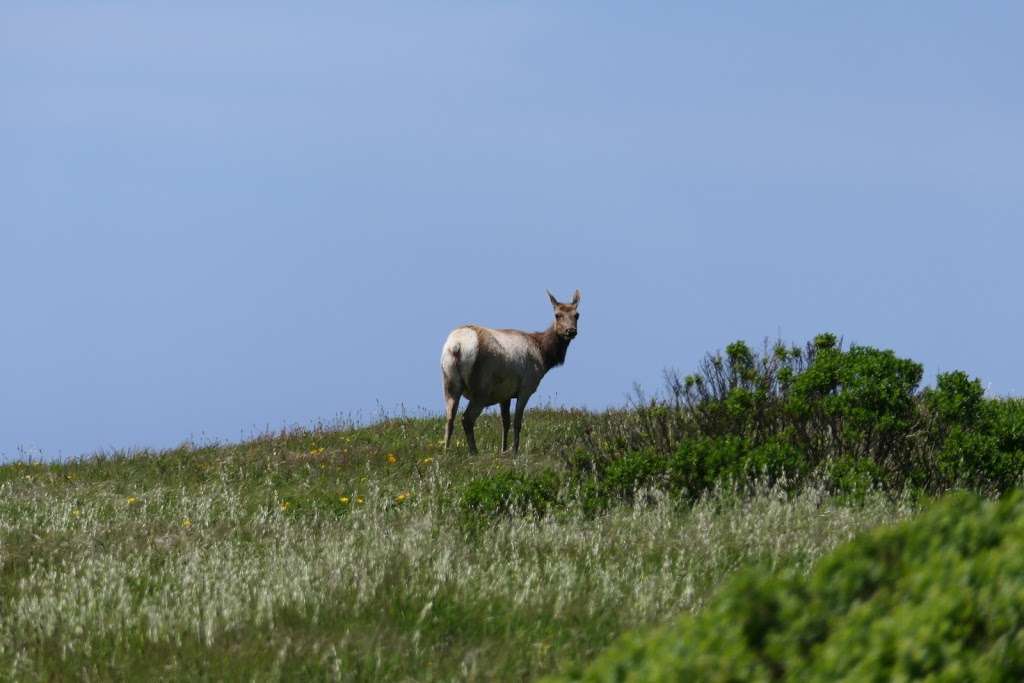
<box><xmin>569</xmin><ymin>451</ymin><xmax>668</xmax><ymax>515</ymax></box>
<box><xmin>667</xmin><ymin>436</ymin><xmax>807</xmax><ymax>499</ymax></box>
<box><xmin>667</xmin><ymin>436</ymin><xmax>748</xmax><ymax>499</ymax></box>
<box><xmin>824</xmin><ymin>454</ymin><xmax>882</xmax><ymax>498</ymax></box>
<box><xmin>787</xmin><ymin>344</ymin><xmax>923</xmax><ymax>466</ymax></box>
<box><xmin>654</xmin><ymin>334</ymin><xmax>926</xmax><ymax>476</ymax></box>
<box><xmin>552</xmin><ymin>492</ymin><xmax>1024</xmax><ymax>682</ymax></box>
<box><xmin>934</xmin><ymin>427</ymin><xmax>1023</xmax><ymax>492</ymax></box>
<box><xmin>460</xmin><ymin>469</ymin><xmax>562</xmax><ymax>516</ymax></box>
<box><xmin>743</xmin><ymin>437</ymin><xmax>808</xmax><ymax>487</ymax></box>
<box><xmin>666</xmin><ymin>339</ymin><xmax>807</xmax><ymax>444</ymax></box>
<box><xmin>924</xmin><ymin>370</ymin><xmax>986</xmax><ymax>428</ymax></box>
<box><xmin>988</xmin><ymin>398</ymin><xmax>1024</xmax><ymax>453</ymax></box>
<box><xmin>578</xmin><ymin>334</ymin><xmax>1024</xmax><ymax>498</ymax></box>
<box><xmin>486</xmin><ymin>336</ymin><xmax>1024</xmax><ymax>520</ymax></box>
<box><xmin>598</xmin><ymin>450</ymin><xmax>669</xmax><ymax>501</ymax></box>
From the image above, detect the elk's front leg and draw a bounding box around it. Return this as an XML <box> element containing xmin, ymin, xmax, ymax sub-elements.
<box><xmin>512</xmin><ymin>395</ymin><xmax>530</xmax><ymax>455</ymax></box>
<box><xmin>500</xmin><ymin>400</ymin><xmax>512</xmax><ymax>453</ymax></box>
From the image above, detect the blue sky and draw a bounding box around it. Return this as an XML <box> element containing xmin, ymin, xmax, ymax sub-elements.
<box><xmin>3</xmin><ymin>3</ymin><xmax>1022</xmax><ymax>460</ymax></box>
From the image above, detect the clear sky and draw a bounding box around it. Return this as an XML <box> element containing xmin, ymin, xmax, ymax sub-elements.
<box><xmin>3</xmin><ymin>3</ymin><xmax>1023</xmax><ymax>461</ymax></box>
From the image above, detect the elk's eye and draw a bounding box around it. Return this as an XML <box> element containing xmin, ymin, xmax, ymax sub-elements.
<box><xmin>574</xmin><ymin>313</ymin><xmax>580</xmax><ymax>320</ymax></box>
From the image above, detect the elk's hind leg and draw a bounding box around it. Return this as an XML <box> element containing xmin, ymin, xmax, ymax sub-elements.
<box><xmin>443</xmin><ymin>392</ymin><xmax>461</xmax><ymax>452</ymax></box>
<box><xmin>462</xmin><ymin>400</ymin><xmax>486</xmax><ymax>455</ymax></box>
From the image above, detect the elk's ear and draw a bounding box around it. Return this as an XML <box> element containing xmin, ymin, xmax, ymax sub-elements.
<box><xmin>547</xmin><ymin>290</ymin><xmax>560</xmax><ymax>307</ymax></box>
<box><xmin>571</xmin><ymin>289</ymin><xmax>581</xmax><ymax>306</ymax></box>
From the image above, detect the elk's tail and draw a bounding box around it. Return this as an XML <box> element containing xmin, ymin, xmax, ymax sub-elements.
<box><xmin>441</xmin><ymin>339</ymin><xmax>465</xmax><ymax>397</ymax></box>
<box><xmin>441</xmin><ymin>327</ymin><xmax>478</xmax><ymax>400</ymax></box>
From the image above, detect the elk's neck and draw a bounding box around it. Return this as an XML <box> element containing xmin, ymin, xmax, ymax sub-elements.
<box><xmin>533</xmin><ymin>326</ymin><xmax>572</xmax><ymax>372</ymax></box>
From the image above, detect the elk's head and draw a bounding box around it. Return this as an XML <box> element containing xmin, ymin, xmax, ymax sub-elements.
<box><xmin>547</xmin><ymin>289</ymin><xmax>581</xmax><ymax>341</ymax></box>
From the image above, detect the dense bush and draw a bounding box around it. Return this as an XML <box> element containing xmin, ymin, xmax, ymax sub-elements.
<box><xmin>920</xmin><ymin>373</ymin><xmax>1024</xmax><ymax>492</ymax></box>
<box><xmin>551</xmin><ymin>492</ymin><xmax>1024</xmax><ymax>682</ymax></box>
<box><xmin>588</xmin><ymin>450</ymin><xmax>668</xmax><ymax>505</ymax></box>
<box><xmin>989</xmin><ymin>398</ymin><xmax>1024</xmax><ymax>453</ymax></box>
<box><xmin>670</xmin><ymin>435</ymin><xmax>809</xmax><ymax>498</ymax></box>
<box><xmin>573</xmin><ymin>335</ymin><xmax>1024</xmax><ymax>500</ymax></box>
<box><xmin>787</xmin><ymin>342</ymin><xmax>923</xmax><ymax>468</ymax></box>
<box><xmin>460</xmin><ymin>468</ymin><xmax>561</xmax><ymax>516</ymax></box>
<box><xmin>464</xmin><ymin>335</ymin><xmax>1024</xmax><ymax>516</ymax></box>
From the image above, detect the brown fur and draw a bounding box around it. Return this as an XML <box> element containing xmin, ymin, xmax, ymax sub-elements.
<box><xmin>465</xmin><ymin>325</ymin><xmax>521</xmax><ymax>403</ymax></box>
<box><xmin>529</xmin><ymin>327</ymin><xmax>572</xmax><ymax>371</ymax></box>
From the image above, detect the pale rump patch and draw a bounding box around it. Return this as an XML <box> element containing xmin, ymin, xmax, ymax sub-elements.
<box><xmin>441</xmin><ymin>327</ymin><xmax>479</xmax><ymax>393</ymax></box>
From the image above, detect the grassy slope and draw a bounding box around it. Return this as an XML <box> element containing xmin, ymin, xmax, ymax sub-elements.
<box><xmin>551</xmin><ymin>491</ymin><xmax>1024</xmax><ymax>681</ymax></box>
<box><xmin>0</xmin><ymin>411</ymin><xmax>914</xmax><ymax>681</ymax></box>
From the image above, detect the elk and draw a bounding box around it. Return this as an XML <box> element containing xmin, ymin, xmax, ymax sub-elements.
<box><xmin>440</xmin><ymin>289</ymin><xmax>581</xmax><ymax>455</ymax></box>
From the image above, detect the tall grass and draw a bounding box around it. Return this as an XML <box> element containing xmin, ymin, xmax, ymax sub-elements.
<box><xmin>0</xmin><ymin>416</ymin><xmax>913</xmax><ymax>681</ymax></box>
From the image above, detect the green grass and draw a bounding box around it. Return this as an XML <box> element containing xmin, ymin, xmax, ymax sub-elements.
<box><xmin>551</xmin><ymin>491</ymin><xmax>1024</xmax><ymax>682</ymax></box>
<box><xmin>0</xmin><ymin>411</ymin><xmax>915</xmax><ymax>681</ymax></box>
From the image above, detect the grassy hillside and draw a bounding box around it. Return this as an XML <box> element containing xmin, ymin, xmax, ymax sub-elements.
<box><xmin>6</xmin><ymin>333</ymin><xmax>1022</xmax><ymax>680</ymax></box>
<box><xmin>551</xmin><ymin>491</ymin><xmax>1024</xmax><ymax>682</ymax></box>
<box><xmin>0</xmin><ymin>411</ymin><xmax>911</xmax><ymax>681</ymax></box>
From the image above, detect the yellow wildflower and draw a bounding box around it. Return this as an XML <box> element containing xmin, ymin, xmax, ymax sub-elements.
<box><xmin>127</xmin><ymin>496</ymin><xmax>139</xmax><ymax>505</ymax></box>
<box><xmin>280</xmin><ymin>501</ymin><xmax>290</xmax><ymax>511</ymax></box>
<box><xmin>420</xmin><ymin>457</ymin><xmax>434</xmax><ymax>465</ymax></box>
<box><xmin>386</xmin><ymin>453</ymin><xmax>398</xmax><ymax>464</ymax></box>
<box><xmin>356</xmin><ymin>496</ymin><xmax>365</xmax><ymax>505</ymax></box>
<box><xmin>339</xmin><ymin>496</ymin><xmax>350</xmax><ymax>505</ymax></box>
<box><xmin>395</xmin><ymin>492</ymin><xmax>410</xmax><ymax>504</ymax></box>
<box><xmin>181</xmin><ymin>518</ymin><xmax>192</xmax><ymax>528</ymax></box>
